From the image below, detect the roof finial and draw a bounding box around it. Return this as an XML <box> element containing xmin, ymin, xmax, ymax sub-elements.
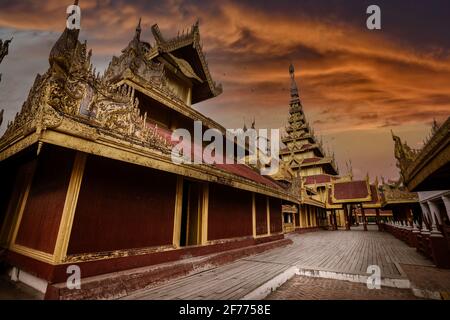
<box><xmin>135</xmin><ymin>17</ymin><xmax>142</xmax><ymax>40</ymax></box>
<box><xmin>289</xmin><ymin>63</ymin><xmax>300</xmax><ymax>103</ymax></box>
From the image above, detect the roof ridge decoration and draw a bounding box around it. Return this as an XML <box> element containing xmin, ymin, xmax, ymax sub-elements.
<box><xmin>0</xmin><ymin>37</ymin><xmax>12</xmax><ymax>127</ymax></box>
<box><xmin>149</xmin><ymin>21</ymin><xmax>223</xmax><ymax>99</ymax></box>
<box><xmin>104</xmin><ymin>19</ymin><xmax>167</xmax><ymax>88</ymax></box>
<box><xmin>391</xmin><ymin>130</ymin><xmax>419</xmax><ymax>181</ymax></box>
<box><xmin>1</xmin><ymin>18</ymin><xmax>171</xmax><ymax>154</ymax></box>
<box><xmin>0</xmin><ymin>38</ymin><xmax>12</xmax><ymax>66</ymax></box>
<box><xmin>392</xmin><ymin>117</ymin><xmax>450</xmax><ymax>186</ymax></box>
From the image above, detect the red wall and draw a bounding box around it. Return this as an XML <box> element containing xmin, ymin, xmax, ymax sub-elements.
<box><xmin>255</xmin><ymin>194</ymin><xmax>268</xmax><ymax>235</ymax></box>
<box><xmin>269</xmin><ymin>197</ymin><xmax>282</xmax><ymax>234</ymax></box>
<box><xmin>15</xmin><ymin>146</ymin><xmax>75</xmax><ymax>254</ymax></box>
<box><xmin>208</xmin><ymin>184</ymin><xmax>252</xmax><ymax>240</ymax></box>
<box><xmin>67</xmin><ymin>155</ymin><xmax>177</xmax><ymax>255</ymax></box>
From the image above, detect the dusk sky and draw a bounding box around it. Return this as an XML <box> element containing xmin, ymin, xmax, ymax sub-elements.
<box><xmin>0</xmin><ymin>0</ymin><xmax>449</xmax><ymax>180</ymax></box>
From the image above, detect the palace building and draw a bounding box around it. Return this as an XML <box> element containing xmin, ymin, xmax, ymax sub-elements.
<box><xmin>0</xmin><ymin>14</ymin><xmax>303</xmax><ymax>298</ymax></box>
<box><xmin>277</xmin><ymin>64</ymin><xmax>394</xmax><ymax>232</ymax></box>
<box><xmin>0</xmin><ymin>2</ymin><xmax>427</xmax><ymax>298</ymax></box>
<box><xmin>278</xmin><ymin>64</ymin><xmax>338</xmax><ymax>231</ymax></box>
<box><xmin>392</xmin><ymin>118</ymin><xmax>450</xmax><ymax>267</ymax></box>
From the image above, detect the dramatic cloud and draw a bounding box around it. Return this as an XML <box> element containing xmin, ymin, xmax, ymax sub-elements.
<box><xmin>0</xmin><ymin>0</ymin><xmax>449</xmax><ymax>180</ymax></box>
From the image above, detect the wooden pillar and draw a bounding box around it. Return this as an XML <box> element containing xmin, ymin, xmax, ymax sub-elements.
<box><xmin>266</xmin><ymin>197</ymin><xmax>271</xmax><ymax>235</ymax></box>
<box><xmin>172</xmin><ymin>176</ymin><xmax>184</xmax><ymax>248</ymax></box>
<box><xmin>306</xmin><ymin>206</ymin><xmax>311</xmax><ymax>228</ymax></box>
<box><xmin>329</xmin><ymin>212</ymin><xmax>334</xmax><ymax>229</ymax></box>
<box><xmin>376</xmin><ymin>208</ymin><xmax>381</xmax><ymax>231</ymax></box>
<box><xmin>292</xmin><ymin>210</ymin><xmax>296</xmax><ymax>230</ymax></box>
<box><xmin>312</xmin><ymin>207</ymin><xmax>315</xmax><ymax>227</ymax></box>
<box><xmin>353</xmin><ymin>206</ymin><xmax>359</xmax><ymax>226</ymax></box>
<box><xmin>361</xmin><ymin>205</ymin><xmax>368</xmax><ymax>231</ymax></box>
<box><xmin>334</xmin><ymin>210</ymin><xmax>338</xmax><ymax>230</ymax></box>
<box><xmin>302</xmin><ymin>205</ymin><xmax>306</xmax><ymax>228</ymax></box>
<box><xmin>53</xmin><ymin>152</ymin><xmax>87</xmax><ymax>263</ymax></box>
<box><xmin>200</xmin><ymin>183</ymin><xmax>209</xmax><ymax>245</ymax></box>
<box><xmin>344</xmin><ymin>205</ymin><xmax>350</xmax><ymax>231</ymax></box>
<box><xmin>252</xmin><ymin>193</ymin><xmax>256</xmax><ymax>238</ymax></box>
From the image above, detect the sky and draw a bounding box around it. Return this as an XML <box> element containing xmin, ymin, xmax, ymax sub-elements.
<box><xmin>0</xmin><ymin>0</ymin><xmax>449</xmax><ymax>181</ymax></box>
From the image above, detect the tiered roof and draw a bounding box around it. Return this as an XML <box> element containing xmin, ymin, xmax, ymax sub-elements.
<box><xmin>280</xmin><ymin>64</ymin><xmax>338</xmax><ymax>176</ymax></box>
<box><xmin>0</xmin><ymin>8</ymin><xmax>298</xmax><ymax>203</ymax></box>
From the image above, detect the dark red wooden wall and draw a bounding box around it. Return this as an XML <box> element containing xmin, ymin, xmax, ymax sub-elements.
<box><xmin>255</xmin><ymin>194</ymin><xmax>268</xmax><ymax>235</ymax></box>
<box><xmin>208</xmin><ymin>184</ymin><xmax>252</xmax><ymax>240</ymax></box>
<box><xmin>67</xmin><ymin>155</ymin><xmax>177</xmax><ymax>254</ymax></box>
<box><xmin>269</xmin><ymin>197</ymin><xmax>282</xmax><ymax>234</ymax></box>
<box><xmin>15</xmin><ymin>145</ymin><xmax>75</xmax><ymax>254</ymax></box>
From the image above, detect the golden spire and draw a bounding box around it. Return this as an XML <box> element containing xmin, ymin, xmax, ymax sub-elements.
<box><xmin>289</xmin><ymin>63</ymin><xmax>300</xmax><ymax>104</ymax></box>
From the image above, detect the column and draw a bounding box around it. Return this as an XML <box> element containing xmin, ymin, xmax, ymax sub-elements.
<box><xmin>306</xmin><ymin>206</ymin><xmax>310</xmax><ymax>227</ymax></box>
<box><xmin>53</xmin><ymin>152</ymin><xmax>87</xmax><ymax>263</ymax></box>
<box><xmin>428</xmin><ymin>201</ymin><xmax>443</xmax><ymax>237</ymax></box>
<box><xmin>344</xmin><ymin>205</ymin><xmax>350</xmax><ymax>231</ymax></box>
<box><xmin>427</xmin><ymin>200</ymin><xmax>449</xmax><ymax>267</ymax></box>
<box><xmin>375</xmin><ymin>208</ymin><xmax>381</xmax><ymax>231</ymax></box>
<box><xmin>361</xmin><ymin>206</ymin><xmax>368</xmax><ymax>231</ymax></box>
<box><xmin>252</xmin><ymin>193</ymin><xmax>256</xmax><ymax>238</ymax></box>
<box><xmin>172</xmin><ymin>177</ymin><xmax>184</xmax><ymax>248</ymax></box>
<box><xmin>266</xmin><ymin>197</ymin><xmax>271</xmax><ymax>235</ymax></box>
<box><xmin>333</xmin><ymin>210</ymin><xmax>338</xmax><ymax>230</ymax></box>
<box><xmin>420</xmin><ymin>202</ymin><xmax>431</xmax><ymax>230</ymax></box>
<box><xmin>201</xmin><ymin>183</ymin><xmax>209</xmax><ymax>245</ymax></box>
<box><xmin>442</xmin><ymin>195</ymin><xmax>450</xmax><ymax>222</ymax></box>
<box><xmin>299</xmin><ymin>205</ymin><xmax>305</xmax><ymax>228</ymax></box>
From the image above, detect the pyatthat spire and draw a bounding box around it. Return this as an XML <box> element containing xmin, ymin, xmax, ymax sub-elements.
<box><xmin>289</xmin><ymin>63</ymin><xmax>300</xmax><ymax>104</ymax></box>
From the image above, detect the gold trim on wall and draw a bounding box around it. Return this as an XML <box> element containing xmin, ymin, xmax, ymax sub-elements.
<box><xmin>172</xmin><ymin>176</ymin><xmax>184</xmax><ymax>248</ymax></box>
<box><xmin>54</xmin><ymin>152</ymin><xmax>87</xmax><ymax>263</ymax></box>
<box><xmin>10</xmin><ymin>244</ymin><xmax>56</xmax><ymax>265</ymax></box>
<box><xmin>201</xmin><ymin>183</ymin><xmax>209</xmax><ymax>245</ymax></box>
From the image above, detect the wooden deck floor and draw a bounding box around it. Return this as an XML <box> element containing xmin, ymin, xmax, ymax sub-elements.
<box><xmin>123</xmin><ymin>226</ymin><xmax>433</xmax><ymax>300</ymax></box>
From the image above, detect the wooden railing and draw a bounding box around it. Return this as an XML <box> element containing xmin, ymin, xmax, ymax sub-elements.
<box><xmin>382</xmin><ymin>222</ymin><xmax>450</xmax><ymax>268</ymax></box>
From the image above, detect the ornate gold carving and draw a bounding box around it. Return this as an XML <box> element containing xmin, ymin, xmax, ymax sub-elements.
<box><xmin>380</xmin><ymin>180</ymin><xmax>419</xmax><ymax>205</ymax></box>
<box><xmin>398</xmin><ymin>117</ymin><xmax>450</xmax><ymax>190</ymax></box>
<box><xmin>0</xmin><ymin>38</ymin><xmax>11</xmax><ymax>65</ymax></box>
<box><xmin>392</xmin><ymin>131</ymin><xmax>419</xmax><ymax>181</ymax></box>
<box><xmin>0</xmin><ymin>38</ymin><xmax>12</xmax><ymax>127</ymax></box>
<box><xmin>0</xmin><ymin>23</ymin><xmax>172</xmax><ymax>155</ymax></box>
<box><xmin>150</xmin><ymin>22</ymin><xmax>223</xmax><ymax>97</ymax></box>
